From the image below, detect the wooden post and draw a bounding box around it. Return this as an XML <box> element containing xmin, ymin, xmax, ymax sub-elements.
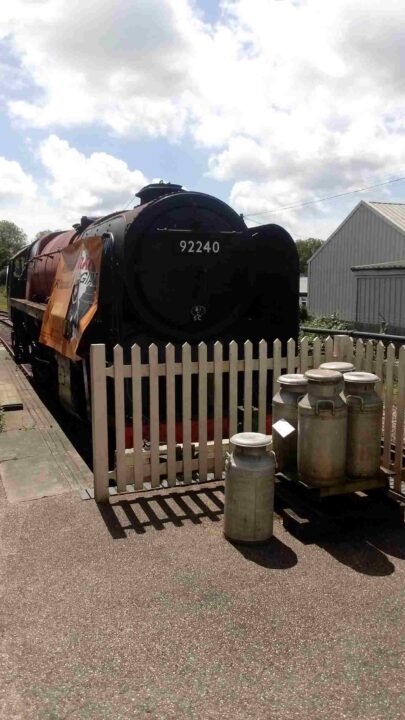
<box><xmin>228</xmin><ymin>341</ymin><xmax>238</xmax><ymax>438</ymax></box>
<box><xmin>131</xmin><ymin>344</ymin><xmax>144</xmax><ymax>490</ymax></box>
<box><xmin>166</xmin><ymin>343</ymin><xmax>177</xmax><ymax>486</ymax></box>
<box><xmin>313</xmin><ymin>337</ymin><xmax>321</xmax><ymax>369</ymax></box>
<box><xmin>324</xmin><ymin>336</ymin><xmax>334</xmax><ymax>362</ymax></box>
<box><xmin>90</xmin><ymin>344</ymin><xmax>109</xmax><ymax>503</ymax></box>
<box><xmin>333</xmin><ymin>334</ymin><xmax>348</xmax><ymax>361</ymax></box>
<box><xmin>182</xmin><ymin>343</ymin><xmax>192</xmax><ymax>483</ymax></box>
<box><xmin>365</xmin><ymin>340</ymin><xmax>373</xmax><ymax>372</ymax></box>
<box><xmin>243</xmin><ymin>340</ymin><xmax>253</xmax><ymax>432</ymax></box>
<box><xmin>113</xmin><ymin>345</ymin><xmax>126</xmax><ymax>493</ymax></box>
<box><xmin>149</xmin><ymin>344</ymin><xmax>160</xmax><ymax>488</ymax></box>
<box><xmin>258</xmin><ymin>339</ymin><xmax>268</xmax><ymax>434</ymax></box>
<box><xmin>272</xmin><ymin>339</ymin><xmax>282</xmax><ymax>397</ymax></box>
<box><xmin>198</xmin><ymin>342</ymin><xmax>208</xmax><ymax>483</ymax></box>
<box><xmin>355</xmin><ymin>338</ymin><xmax>365</xmax><ymax>370</ymax></box>
<box><xmin>287</xmin><ymin>337</ymin><xmax>295</xmax><ymax>374</ymax></box>
<box><xmin>214</xmin><ymin>341</ymin><xmax>223</xmax><ymax>480</ymax></box>
<box><xmin>383</xmin><ymin>343</ymin><xmax>395</xmax><ymax>469</ymax></box>
<box><xmin>300</xmin><ymin>336</ymin><xmax>309</xmax><ymax>373</ymax></box>
<box><xmin>394</xmin><ymin>346</ymin><xmax>405</xmax><ymax>491</ymax></box>
<box><xmin>375</xmin><ymin>341</ymin><xmax>385</xmax><ymax>399</ymax></box>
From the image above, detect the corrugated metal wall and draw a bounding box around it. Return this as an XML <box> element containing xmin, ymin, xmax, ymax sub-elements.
<box><xmin>356</xmin><ymin>272</ymin><xmax>405</xmax><ymax>331</ymax></box>
<box><xmin>308</xmin><ymin>204</ymin><xmax>405</xmax><ymax>319</ymax></box>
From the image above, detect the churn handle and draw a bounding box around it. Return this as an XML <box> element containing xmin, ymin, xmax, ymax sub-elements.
<box><xmin>315</xmin><ymin>399</ymin><xmax>335</xmax><ymax>415</ymax></box>
<box><xmin>345</xmin><ymin>394</ymin><xmax>364</xmax><ymax>410</ymax></box>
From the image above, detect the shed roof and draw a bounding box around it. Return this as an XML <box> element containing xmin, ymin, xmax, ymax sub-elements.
<box><xmin>368</xmin><ymin>202</ymin><xmax>405</xmax><ymax>232</ymax></box>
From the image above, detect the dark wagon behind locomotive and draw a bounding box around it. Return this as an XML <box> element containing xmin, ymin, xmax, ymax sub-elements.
<box><xmin>7</xmin><ymin>182</ymin><xmax>299</xmax><ymax>442</ymax></box>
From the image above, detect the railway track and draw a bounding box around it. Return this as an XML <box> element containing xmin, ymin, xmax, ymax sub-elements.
<box><xmin>0</xmin><ymin>309</ymin><xmax>93</xmax><ymax>466</ymax></box>
<box><xmin>0</xmin><ymin>311</ymin><xmax>33</xmax><ymax>379</ymax></box>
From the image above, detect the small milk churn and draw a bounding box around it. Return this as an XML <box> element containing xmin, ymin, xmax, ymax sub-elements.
<box><xmin>272</xmin><ymin>374</ymin><xmax>308</xmax><ymax>471</ymax></box>
<box><xmin>343</xmin><ymin>372</ymin><xmax>383</xmax><ymax>478</ymax></box>
<box><xmin>224</xmin><ymin>432</ymin><xmax>275</xmax><ymax>543</ymax></box>
<box><xmin>298</xmin><ymin>369</ymin><xmax>347</xmax><ymax>486</ymax></box>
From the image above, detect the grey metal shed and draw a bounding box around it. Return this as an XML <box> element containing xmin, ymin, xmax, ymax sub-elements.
<box><xmin>308</xmin><ymin>201</ymin><xmax>405</xmax><ymax>320</ymax></box>
<box><xmin>352</xmin><ymin>260</ymin><xmax>405</xmax><ymax>335</ymax></box>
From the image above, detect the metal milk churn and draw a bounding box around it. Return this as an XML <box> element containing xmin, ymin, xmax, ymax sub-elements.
<box><xmin>320</xmin><ymin>361</ymin><xmax>355</xmax><ymax>391</ymax></box>
<box><xmin>298</xmin><ymin>369</ymin><xmax>347</xmax><ymax>486</ymax></box>
<box><xmin>343</xmin><ymin>372</ymin><xmax>383</xmax><ymax>479</ymax></box>
<box><xmin>272</xmin><ymin>374</ymin><xmax>308</xmax><ymax>471</ymax></box>
<box><xmin>224</xmin><ymin>432</ymin><xmax>275</xmax><ymax>543</ymax></box>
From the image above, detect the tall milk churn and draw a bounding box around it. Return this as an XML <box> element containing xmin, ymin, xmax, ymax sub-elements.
<box><xmin>343</xmin><ymin>372</ymin><xmax>383</xmax><ymax>478</ymax></box>
<box><xmin>272</xmin><ymin>374</ymin><xmax>308</xmax><ymax>471</ymax></box>
<box><xmin>298</xmin><ymin>369</ymin><xmax>347</xmax><ymax>486</ymax></box>
<box><xmin>224</xmin><ymin>432</ymin><xmax>275</xmax><ymax>543</ymax></box>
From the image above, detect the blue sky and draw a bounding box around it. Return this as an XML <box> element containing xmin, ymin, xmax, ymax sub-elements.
<box><xmin>0</xmin><ymin>0</ymin><xmax>405</xmax><ymax>241</ymax></box>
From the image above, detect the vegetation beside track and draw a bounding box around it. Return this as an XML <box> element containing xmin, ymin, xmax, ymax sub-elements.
<box><xmin>0</xmin><ymin>285</ymin><xmax>7</xmax><ymax>312</ymax></box>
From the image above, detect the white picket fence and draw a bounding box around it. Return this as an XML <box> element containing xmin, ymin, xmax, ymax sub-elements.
<box><xmin>90</xmin><ymin>335</ymin><xmax>405</xmax><ymax>502</ymax></box>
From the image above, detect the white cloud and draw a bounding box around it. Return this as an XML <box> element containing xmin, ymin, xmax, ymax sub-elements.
<box><xmin>2</xmin><ymin>0</ymin><xmax>201</xmax><ymax>137</ymax></box>
<box><xmin>0</xmin><ymin>157</ymin><xmax>36</xmax><ymax>202</ymax></box>
<box><xmin>2</xmin><ymin>0</ymin><xmax>405</xmax><ymax>238</ymax></box>
<box><xmin>0</xmin><ymin>136</ymin><xmax>148</xmax><ymax>238</ymax></box>
<box><xmin>38</xmin><ymin>135</ymin><xmax>148</xmax><ymax>215</ymax></box>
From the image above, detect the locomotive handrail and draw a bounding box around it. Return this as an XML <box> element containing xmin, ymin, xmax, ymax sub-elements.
<box><xmin>155</xmin><ymin>228</ymin><xmax>243</xmax><ymax>234</ymax></box>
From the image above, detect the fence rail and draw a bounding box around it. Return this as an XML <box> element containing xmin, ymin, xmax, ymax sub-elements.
<box><xmin>91</xmin><ymin>334</ymin><xmax>405</xmax><ymax>502</ymax></box>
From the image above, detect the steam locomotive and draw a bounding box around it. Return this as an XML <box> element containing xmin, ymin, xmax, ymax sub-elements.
<box><xmin>7</xmin><ymin>182</ymin><xmax>299</xmax><ymax>436</ymax></box>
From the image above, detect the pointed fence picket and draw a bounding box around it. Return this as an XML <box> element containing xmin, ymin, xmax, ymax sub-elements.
<box><xmin>90</xmin><ymin>334</ymin><xmax>405</xmax><ymax>502</ymax></box>
<box><xmin>258</xmin><ymin>340</ymin><xmax>268</xmax><ymax>434</ymax></box>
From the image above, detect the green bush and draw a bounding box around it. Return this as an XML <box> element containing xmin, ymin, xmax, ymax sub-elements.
<box><xmin>299</xmin><ymin>312</ymin><xmax>354</xmax><ymax>341</ymax></box>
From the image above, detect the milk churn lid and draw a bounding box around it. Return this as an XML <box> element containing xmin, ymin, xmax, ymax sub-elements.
<box><xmin>344</xmin><ymin>371</ymin><xmax>380</xmax><ymax>384</ymax></box>
<box><xmin>230</xmin><ymin>432</ymin><xmax>272</xmax><ymax>447</ymax></box>
<box><xmin>278</xmin><ymin>373</ymin><xmax>307</xmax><ymax>387</ymax></box>
<box><xmin>320</xmin><ymin>361</ymin><xmax>355</xmax><ymax>373</ymax></box>
<box><xmin>305</xmin><ymin>368</ymin><xmax>342</xmax><ymax>383</ymax></box>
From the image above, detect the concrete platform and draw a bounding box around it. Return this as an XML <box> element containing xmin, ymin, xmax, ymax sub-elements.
<box><xmin>0</xmin><ymin>347</ymin><xmax>93</xmax><ymax>502</ymax></box>
<box><xmin>0</xmin><ymin>485</ymin><xmax>404</xmax><ymax>720</ymax></box>
<box><xmin>0</xmin><ymin>348</ymin><xmax>404</xmax><ymax>720</ymax></box>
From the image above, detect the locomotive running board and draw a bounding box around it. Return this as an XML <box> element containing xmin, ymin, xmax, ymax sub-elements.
<box><xmin>9</xmin><ymin>298</ymin><xmax>46</xmax><ymax>322</ymax></box>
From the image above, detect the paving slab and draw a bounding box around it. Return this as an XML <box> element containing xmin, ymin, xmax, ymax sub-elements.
<box><xmin>0</xmin><ymin>348</ymin><xmax>93</xmax><ymax>501</ymax></box>
<box><xmin>0</xmin><ymin>429</ymin><xmax>50</xmax><ymax>462</ymax></box>
<box><xmin>0</xmin><ymin>455</ymin><xmax>73</xmax><ymax>503</ymax></box>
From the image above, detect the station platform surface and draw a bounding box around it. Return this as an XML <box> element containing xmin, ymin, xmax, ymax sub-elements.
<box><xmin>0</xmin><ymin>347</ymin><xmax>93</xmax><ymax>503</ymax></box>
<box><xmin>0</xmin><ymin>349</ymin><xmax>404</xmax><ymax>720</ymax></box>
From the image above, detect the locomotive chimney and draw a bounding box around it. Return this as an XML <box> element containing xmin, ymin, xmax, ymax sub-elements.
<box><xmin>135</xmin><ymin>181</ymin><xmax>183</xmax><ymax>205</ymax></box>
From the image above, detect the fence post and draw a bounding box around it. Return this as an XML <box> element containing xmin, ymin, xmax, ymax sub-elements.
<box><xmin>394</xmin><ymin>346</ymin><xmax>405</xmax><ymax>492</ymax></box>
<box><xmin>333</xmin><ymin>334</ymin><xmax>348</xmax><ymax>361</ymax></box>
<box><xmin>90</xmin><ymin>344</ymin><xmax>109</xmax><ymax>503</ymax></box>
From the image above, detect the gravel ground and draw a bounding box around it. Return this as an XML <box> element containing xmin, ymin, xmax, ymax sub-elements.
<box><xmin>0</xmin><ymin>485</ymin><xmax>404</xmax><ymax>720</ymax></box>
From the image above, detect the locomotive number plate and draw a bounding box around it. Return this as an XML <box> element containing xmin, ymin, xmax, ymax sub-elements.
<box><xmin>178</xmin><ymin>239</ymin><xmax>220</xmax><ymax>254</ymax></box>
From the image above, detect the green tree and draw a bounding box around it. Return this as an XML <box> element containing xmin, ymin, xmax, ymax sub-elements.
<box><xmin>296</xmin><ymin>238</ymin><xmax>324</xmax><ymax>274</ymax></box>
<box><xmin>0</xmin><ymin>221</ymin><xmax>27</xmax><ymax>270</ymax></box>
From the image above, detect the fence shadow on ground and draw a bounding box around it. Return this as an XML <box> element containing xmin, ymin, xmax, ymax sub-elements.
<box><xmin>96</xmin><ymin>482</ymin><xmax>404</xmax><ymax>577</ymax></box>
<box><xmin>97</xmin><ymin>483</ymin><xmax>225</xmax><ymax>539</ymax></box>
